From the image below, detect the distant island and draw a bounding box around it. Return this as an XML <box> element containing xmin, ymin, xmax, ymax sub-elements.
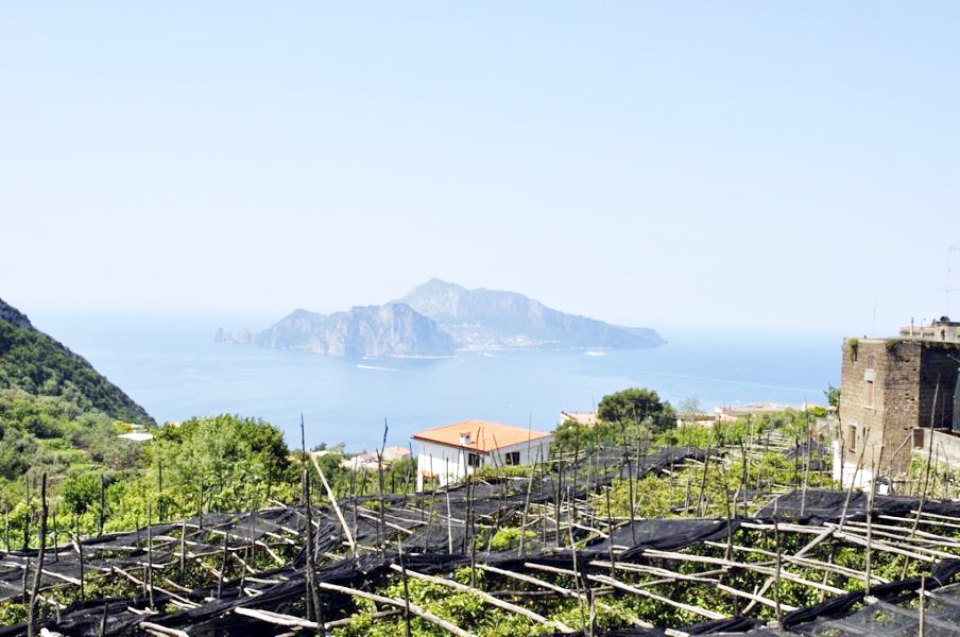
<box><xmin>254</xmin><ymin>303</ymin><xmax>458</xmax><ymax>358</ymax></box>
<box><xmin>217</xmin><ymin>279</ymin><xmax>665</xmax><ymax>358</ymax></box>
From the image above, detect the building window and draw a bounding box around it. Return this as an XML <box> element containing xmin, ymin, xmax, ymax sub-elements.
<box><xmin>866</xmin><ymin>354</ymin><xmax>876</xmax><ymax>370</ymax></box>
<box><xmin>504</xmin><ymin>451</ymin><xmax>520</xmax><ymax>465</ymax></box>
<box><xmin>865</xmin><ymin>380</ymin><xmax>874</xmax><ymax>408</ymax></box>
<box><xmin>467</xmin><ymin>453</ymin><xmax>481</xmax><ymax>468</ymax></box>
<box><xmin>846</xmin><ymin>424</ymin><xmax>858</xmax><ymax>453</ymax></box>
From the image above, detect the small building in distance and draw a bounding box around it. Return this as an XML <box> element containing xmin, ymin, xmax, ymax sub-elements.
<box><xmin>838</xmin><ymin>317</ymin><xmax>960</xmax><ymax>487</ymax></box>
<box><xmin>381</xmin><ymin>445</ymin><xmax>412</xmax><ymax>462</ymax></box>
<box><xmin>413</xmin><ymin>420</ymin><xmax>554</xmax><ymax>490</ymax></box>
<box><xmin>558</xmin><ymin>411</ymin><xmax>598</xmax><ymax>427</ymax></box>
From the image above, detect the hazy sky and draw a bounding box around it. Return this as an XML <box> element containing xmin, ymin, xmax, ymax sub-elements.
<box><xmin>2</xmin><ymin>2</ymin><xmax>958</xmax><ymax>334</ymax></box>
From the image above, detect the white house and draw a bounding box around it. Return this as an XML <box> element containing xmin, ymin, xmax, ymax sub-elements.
<box><xmin>413</xmin><ymin>420</ymin><xmax>554</xmax><ymax>491</ymax></box>
<box><xmin>558</xmin><ymin>411</ymin><xmax>598</xmax><ymax>427</ymax></box>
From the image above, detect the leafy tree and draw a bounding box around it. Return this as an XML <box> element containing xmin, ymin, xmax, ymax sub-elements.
<box><xmin>62</xmin><ymin>473</ymin><xmax>100</xmax><ymax>515</ymax></box>
<box><xmin>677</xmin><ymin>396</ymin><xmax>703</xmax><ymax>415</ymax></box>
<box><xmin>149</xmin><ymin>414</ymin><xmax>293</xmax><ymax>514</ymax></box>
<box><xmin>598</xmin><ymin>387</ymin><xmax>677</xmax><ymax>432</ymax></box>
<box><xmin>824</xmin><ymin>383</ymin><xmax>840</xmax><ymax>409</ymax></box>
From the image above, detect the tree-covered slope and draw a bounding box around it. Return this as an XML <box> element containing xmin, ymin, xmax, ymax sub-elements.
<box><xmin>0</xmin><ymin>298</ymin><xmax>153</xmax><ymax>424</ymax></box>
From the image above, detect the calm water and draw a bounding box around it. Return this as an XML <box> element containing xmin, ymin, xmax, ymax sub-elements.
<box><xmin>30</xmin><ymin>310</ymin><xmax>843</xmax><ymax>452</ymax></box>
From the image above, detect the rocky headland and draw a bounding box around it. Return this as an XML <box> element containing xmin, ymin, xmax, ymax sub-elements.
<box><xmin>253</xmin><ymin>303</ymin><xmax>457</xmax><ymax>358</ymax></box>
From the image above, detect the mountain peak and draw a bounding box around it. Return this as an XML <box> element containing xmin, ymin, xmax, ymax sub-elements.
<box><xmin>408</xmin><ymin>279</ymin><xmax>466</xmax><ymax>295</ymax></box>
<box><xmin>394</xmin><ymin>281</ymin><xmax>664</xmax><ymax>351</ymax></box>
<box><xmin>0</xmin><ymin>297</ymin><xmax>33</xmax><ymax>330</ymax></box>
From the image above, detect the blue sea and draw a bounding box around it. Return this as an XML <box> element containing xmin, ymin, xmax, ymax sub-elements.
<box><xmin>29</xmin><ymin>310</ymin><xmax>843</xmax><ymax>453</ymax></box>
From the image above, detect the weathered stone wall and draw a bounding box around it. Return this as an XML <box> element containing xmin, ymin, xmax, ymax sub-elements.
<box><xmin>839</xmin><ymin>339</ymin><xmax>890</xmax><ymax>474</ymax></box>
<box><xmin>918</xmin><ymin>342</ymin><xmax>960</xmax><ymax>432</ymax></box>
<box><xmin>879</xmin><ymin>340</ymin><xmax>921</xmax><ymax>475</ymax></box>
<box><xmin>839</xmin><ymin>336</ymin><xmax>960</xmax><ymax>480</ymax></box>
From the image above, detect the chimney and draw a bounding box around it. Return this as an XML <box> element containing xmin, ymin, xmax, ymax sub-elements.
<box><xmin>459</xmin><ymin>431</ymin><xmax>472</xmax><ymax>447</ymax></box>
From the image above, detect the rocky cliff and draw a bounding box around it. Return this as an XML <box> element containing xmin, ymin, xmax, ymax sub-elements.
<box><xmin>392</xmin><ymin>279</ymin><xmax>665</xmax><ymax>350</ymax></box>
<box><xmin>255</xmin><ymin>303</ymin><xmax>457</xmax><ymax>358</ymax></box>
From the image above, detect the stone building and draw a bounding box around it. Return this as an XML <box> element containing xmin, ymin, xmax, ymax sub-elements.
<box><xmin>838</xmin><ymin>317</ymin><xmax>960</xmax><ymax>483</ymax></box>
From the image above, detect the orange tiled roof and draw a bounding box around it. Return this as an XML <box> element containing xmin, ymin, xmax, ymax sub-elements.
<box><xmin>413</xmin><ymin>420</ymin><xmax>552</xmax><ymax>453</ymax></box>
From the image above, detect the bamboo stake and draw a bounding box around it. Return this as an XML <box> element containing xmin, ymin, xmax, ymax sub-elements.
<box><xmin>178</xmin><ymin>519</ymin><xmax>187</xmax><ymax>584</ymax></box>
<box><xmin>919</xmin><ymin>574</ymin><xmax>926</xmax><ymax>637</ymax></box>
<box><xmin>518</xmin><ymin>446</ymin><xmax>540</xmax><ymax>558</ymax></box>
<box><xmin>217</xmin><ymin>528</ymin><xmax>228</xmax><ymax>599</ymax></box>
<box><xmin>801</xmin><ymin>410</ymin><xmax>812</xmax><ymax>516</ymax></box>
<box><xmin>234</xmin><ymin>607</ymin><xmax>318</xmax><ymax>629</ymax></box>
<box><xmin>397</xmin><ymin>538</ymin><xmax>412</xmax><ymax>637</ymax></box>
<box><xmin>773</xmin><ymin>498</ymin><xmax>782</xmax><ymax>622</ymax></box>
<box><xmin>301</xmin><ymin>416</ymin><xmax>324</xmax><ymax>634</ymax></box>
<box><xmin>318</xmin><ymin>581</ymin><xmax>475</xmax><ymax>637</ymax></box>
<box><xmin>865</xmin><ymin>450</ymin><xmax>877</xmax><ymax>595</ymax></box>
<box><xmin>590</xmin><ymin>574</ymin><xmax>725</xmax><ymax>620</ymax></box>
<box><xmin>27</xmin><ymin>473</ymin><xmax>47</xmax><ymax>637</ymax></box>
<box><xmin>309</xmin><ymin>454</ymin><xmax>356</xmax><ymax>553</ymax></box>
<box><xmin>697</xmin><ymin>445</ymin><xmax>711</xmax><ymax>516</ymax></box>
<box><xmin>147</xmin><ymin>501</ymin><xmax>155</xmax><ymax>610</ymax></box>
<box><xmin>138</xmin><ymin>622</ymin><xmax>189</xmax><ymax>637</ymax></box>
<box><xmin>377</xmin><ymin>418</ymin><xmax>388</xmax><ymax>555</ymax></box>
<box><xmin>390</xmin><ymin>565</ymin><xmax>575</xmax><ymax>633</ymax></box>
<box><xmin>482</xmin><ymin>564</ymin><xmax>581</xmax><ymax>598</ymax></box>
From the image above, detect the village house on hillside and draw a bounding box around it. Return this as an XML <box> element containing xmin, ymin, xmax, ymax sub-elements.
<box><xmin>838</xmin><ymin>317</ymin><xmax>960</xmax><ymax>487</ymax></box>
<box><xmin>558</xmin><ymin>411</ymin><xmax>598</xmax><ymax>427</ymax></box>
<box><xmin>413</xmin><ymin>420</ymin><xmax>553</xmax><ymax>490</ymax></box>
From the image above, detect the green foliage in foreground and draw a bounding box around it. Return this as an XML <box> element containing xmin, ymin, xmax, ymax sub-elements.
<box><xmin>0</xmin><ymin>388</ymin><xmax>144</xmax><ymax>502</ymax></box>
<box><xmin>0</xmin><ymin>413</ymin><xmax>299</xmax><ymax>549</ymax></box>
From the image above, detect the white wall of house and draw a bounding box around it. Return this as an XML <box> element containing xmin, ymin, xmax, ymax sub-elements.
<box><xmin>415</xmin><ymin>436</ymin><xmax>553</xmax><ymax>491</ymax></box>
<box><xmin>487</xmin><ymin>438</ymin><xmax>553</xmax><ymax>469</ymax></box>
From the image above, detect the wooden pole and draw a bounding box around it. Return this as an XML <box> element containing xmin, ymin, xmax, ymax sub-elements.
<box><xmin>397</xmin><ymin>539</ymin><xmax>413</xmax><ymax>637</ymax></box>
<box><xmin>919</xmin><ymin>574</ymin><xmax>926</xmax><ymax>637</ymax></box>
<box><xmin>179</xmin><ymin>519</ymin><xmax>187</xmax><ymax>584</ymax></box>
<box><xmin>147</xmin><ymin>501</ymin><xmax>155</xmax><ymax>609</ymax></box>
<box><xmin>301</xmin><ymin>415</ymin><xmax>324</xmax><ymax>634</ymax></box>
<box><xmin>773</xmin><ymin>499</ymin><xmax>783</xmax><ymax>623</ymax></box>
<box><xmin>390</xmin><ymin>564</ymin><xmax>575</xmax><ymax>633</ymax></box>
<box><xmin>377</xmin><ymin>418</ymin><xmax>388</xmax><ymax>554</ymax></box>
<box><xmin>51</xmin><ymin>506</ymin><xmax>58</xmax><ymax>563</ymax></box>
<box><xmin>27</xmin><ymin>473</ymin><xmax>47</xmax><ymax>637</ymax></box>
<box><xmin>309</xmin><ymin>454</ymin><xmax>356</xmax><ymax>553</ymax></box>
<box><xmin>318</xmin><ymin>581</ymin><xmax>475</xmax><ymax>637</ymax></box>
<box><xmin>697</xmin><ymin>445</ymin><xmax>712</xmax><ymax>516</ymax></box>
<box><xmin>518</xmin><ymin>446</ymin><xmax>540</xmax><ymax>558</ymax></box>
<box><xmin>98</xmin><ymin>474</ymin><xmax>105</xmax><ymax>538</ymax></box>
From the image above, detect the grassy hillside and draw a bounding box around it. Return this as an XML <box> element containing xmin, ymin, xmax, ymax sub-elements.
<box><xmin>0</xmin><ymin>298</ymin><xmax>156</xmax><ymax>502</ymax></box>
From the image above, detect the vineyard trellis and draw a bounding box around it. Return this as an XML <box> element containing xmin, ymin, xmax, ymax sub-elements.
<box><xmin>3</xmin><ymin>423</ymin><xmax>960</xmax><ymax>636</ymax></box>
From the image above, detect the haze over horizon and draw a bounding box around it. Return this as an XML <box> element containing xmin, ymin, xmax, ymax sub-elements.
<box><xmin>3</xmin><ymin>3</ymin><xmax>958</xmax><ymax>336</ymax></box>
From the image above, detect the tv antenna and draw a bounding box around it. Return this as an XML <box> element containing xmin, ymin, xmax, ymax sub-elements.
<box><xmin>948</xmin><ymin>246</ymin><xmax>960</xmax><ymax>317</ymax></box>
